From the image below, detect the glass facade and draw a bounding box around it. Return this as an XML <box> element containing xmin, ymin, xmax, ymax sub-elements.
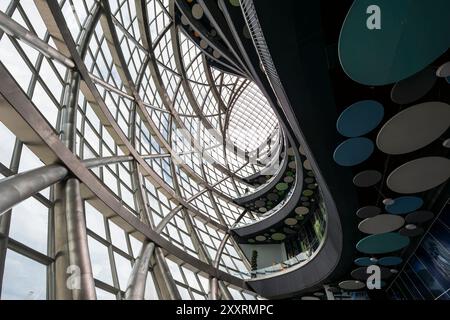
<box><xmin>2</xmin><ymin>0</ymin><xmax>447</xmax><ymax>303</ymax></box>
<box><xmin>388</xmin><ymin>201</ymin><xmax>450</xmax><ymax>300</ymax></box>
<box><xmin>0</xmin><ymin>0</ymin><xmax>278</xmax><ymax>300</ymax></box>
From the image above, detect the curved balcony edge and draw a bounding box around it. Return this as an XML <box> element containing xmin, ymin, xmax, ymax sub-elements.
<box><xmin>234</xmin><ymin>150</ymin><xmax>289</xmax><ymax>206</ymax></box>
<box><xmin>231</xmin><ymin>147</ymin><xmax>303</xmax><ymax>237</ymax></box>
<box><xmin>244</xmin><ymin>185</ymin><xmax>342</xmax><ymax>299</ymax></box>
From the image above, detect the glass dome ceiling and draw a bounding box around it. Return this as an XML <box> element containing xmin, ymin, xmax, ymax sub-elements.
<box><xmin>0</xmin><ymin>0</ymin><xmax>280</xmax><ymax>300</ymax></box>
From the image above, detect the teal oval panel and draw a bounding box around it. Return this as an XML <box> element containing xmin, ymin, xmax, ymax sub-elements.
<box><xmin>333</xmin><ymin>137</ymin><xmax>374</xmax><ymax>166</ymax></box>
<box><xmin>356</xmin><ymin>232</ymin><xmax>410</xmax><ymax>254</ymax></box>
<box><xmin>354</xmin><ymin>257</ymin><xmax>374</xmax><ymax>266</ymax></box>
<box><xmin>385</xmin><ymin>196</ymin><xmax>423</xmax><ymax>215</ymax></box>
<box><xmin>337</xmin><ymin>100</ymin><xmax>384</xmax><ymax>137</ymax></box>
<box><xmin>378</xmin><ymin>256</ymin><xmax>403</xmax><ymax>266</ymax></box>
<box><xmin>339</xmin><ymin>0</ymin><xmax>450</xmax><ymax>85</ymax></box>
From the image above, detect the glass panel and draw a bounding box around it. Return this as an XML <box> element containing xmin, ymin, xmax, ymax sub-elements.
<box><xmin>1</xmin><ymin>250</ymin><xmax>46</xmax><ymax>300</ymax></box>
<box><xmin>88</xmin><ymin>236</ymin><xmax>113</xmax><ymax>285</ymax></box>
<box><xmin>96</xmin><ymin>287</ymin><xmax>116</xmax><ymax>300</ymax></box>
<box><xmin>109</xmin><ymin>220</ymin><xmax>129</xmax><ymax>253</ymax></box>
<box><xmin>85</xmin><ymin>202</ymin><xmax>106</xmax><ymax>239</ymax></box>
<box><xmin>9</xmin><ymin>197</ymin><xmax>48</xmax><ymax>254</ymax></box>
<box><xmin>113</xmin><ymin>252</ymin><xmax>132</xmax><ymax>290</ymax></box>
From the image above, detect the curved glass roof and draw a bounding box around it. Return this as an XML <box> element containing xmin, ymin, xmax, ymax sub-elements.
<box><xmin>0</xmin><ymin>0</ymin><xmax>281</xmax><ymax>300</ymax></box>
<box><xmin>227</xmin><ymin>82</ymin><xmax>278</xmax><ymax>152</ymax></box>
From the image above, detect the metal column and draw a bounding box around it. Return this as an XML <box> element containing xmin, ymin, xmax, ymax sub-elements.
<box><xmin>125</xmin><ymin>240</ymin><xmax>155</xmax><ymax>300</ymax></box>
<box><xmin>154</xmin><ymin>247</ymin><xmax>182</xmax><ymax>300</ymax></box>
<box><xmin>65</xmin><ymin>178</ymin><xmax>97</xmax><ymax>300</ymax></box>
<box><xmin>0</xmin><ymin>139</ymin><xmax>22</xmax><ymax>294</ymax></box>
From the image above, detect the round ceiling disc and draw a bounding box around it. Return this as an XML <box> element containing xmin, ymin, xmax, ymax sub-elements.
<box><xmin>399</xmin><ymin>227</ymin><xmax>424</xmax><ymax>237</ymax></box>
<box><xmin>443</xmin><ymin>139</ymin><xmax>450</xmax><ymax>148</ymax></box>
<box><xmin>302</xmin><ymin>202</ymin><xmax>310</xmax><ymax>207</ymax></box>
<box><xmin>299</xmin><ymin>145</ymin><xmax>306</xmax><ymax>155</ymax></box>
<box><xmin>336</xmin><ymin>100</ymin><xmax>384</xmax><ymax>137</ymax></box>
<box><xmin>276</xmin><ymin>183</ymin><xmax>289</xmax><ymax>191</ymax></box>
<box><xmin>229</xmin><ymin>0</ymin><xmax>240</xmax><ymax>7</ymax></box>
<box><xmin>405</xmin><ymin>224</ymin><xmax>417</xmax><ymax>230</ymax></box>
<box><xmin>387</xmin><ymin>157</ymin><xmax>450</xmax><ymax>194</ymax></box>
<box><xmin>376</xmin><ymin>102</ymin><xmax>450</xmax><ymax>155</ymax></box>
<box><xmin>181</xmin><ymin>15</ymin><xmax>189</xmax><ymax>25</ymax></box>
<box><xmin>390</xmin><ymin>67</ymin><xmax>437</xmax><ymax>105</ymax></box>
<box><xmin>305</xmin><ymin>177</ymin><xmax>315</xmax><ymax>184</ymax></box>
<box><xmin>255</xmin><ymin>235</ymin><xmax>266</xmax><ymax>242</ymax></box>
<box><xmin>303</xmin><ymin>159</ymin><xmax>312</xmax><ymax>170</ymax></box>
<box><xmin>255</xmin><ymin>200</ymin><xmax>265</xmax><ymax>207</ymax></box>
<box><xmin>314</xmin><ymin>292</ymin><xmax>324</xmax><ymax>297</ymax></box>
<box><xmin>339</xmin><ymin>280</ymin><xmax>365</xmax><ymax>291</ymax></box>
<box><xmin>353</xmin><ymin>170</ymin><xmax>382</xmax><ymax>187</ymax></box>
<box><xmin>191</xmin><ymin>4</ymin><xmax>204</xmax><ymax>19</ymax></box>
<box><xmin>355</xmin><ymin>257</ymin><xmax>375</xmax><ymax>267</ymax></box>
<box><xmin>338</xmin><ymin>0</ymin><xmax>450</xmax><ymax>86</ymax></box>
<box><xmin>284</xmin><ymin>176</ymin><xmax>294</xmax><ymax>183</ymax></box>
<box><xmin>271</xmin><ymin>233</ymin><xmax>286</xmax><ymax>241</ymax></box>
<box><xmin>301</xmin><ymin>296</ymin><xmax>320</xmax><ymax>300</ymax></box>
<box><xmin>267</xmin><ymin>193</ymin><xmax>279</xmax><ymax>201</ymax></box>
<box><xmin>199</xmin><ymin>39</ymin><xmax>208</xmax><ymax>49</ymax></box>
<box><xmin>351</xmin><ymin>266</ymin><xmax>393</xmax><ymax>281</ymax></box>
<box><xmin>358</xmin><ymin>214</ymin><xmax>405</xmax><ymax>234</ymax></box>
<box><xmin>378</xmin><ymin>256</ymin><xmax>403</xmax><ymax>266</ymax></box>
<box><xmin>405</xmin><ymin>210</ymin><xmax>434</xmax><ymax>224</ymax></box>
<box><xmin>385</xmin><ymin>196</ymin><xmax>423</xmax><ymax>215</ymax></box>
<box><xmin>356</xmin><ymin>232</ymin><xmax>410</xmax><ymax>254</ymax></box>
<box><xmin>295</xmin><ymin>207</ymin><xmax>309</xmax><ymax>215</ymax></box>
<box><xmin>436</xmin><ymin>61</ymin><xmax>450</xmax><ymax>77</ymax></box>
<box><xmin>333</xmin><ymin>137</ymin><xmax>374</xmax><ymax>167</ymax></box>
<box><xmin>284</xmin><ymin>218</ymin><xmax>298</xmax><ymax>226</ymax></box>
<box><xmin>356</xmin><ymin>206</ymin><xmax>381</xmax><ymax>219</ymax></box>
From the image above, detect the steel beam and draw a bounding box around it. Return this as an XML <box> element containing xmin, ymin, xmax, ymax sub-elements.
<box><xmin>0</xmin><ymin>11</ymin><xmax>74</xmax><ymax>68</ymax></box>
<box><xmin>124</xmin><ymin>240</ymin><xmax>155</xmax><ymax>300</ymax></box>
<box><xmin>0</xmin><ymin>138</ymin><xmax>22</xmax><ymax>295</ymax></box>
<box><xmin>83</xmin><ymin>155</ymin><xmax>134</xmax><ymax>169</ymax></box>
<box><xmin>65</xmin><ymin>178</ymin><xmax>97</xmax><ymax>300</ymax></box>
<box><xmin>0</xmin><ymin>164</ymin><xmax>68</xmax><ymax>217</ymax></box>
<box><xmin>154</xmin><ymin>247</ymin><xmax>181</xmax><ymax>300</ymax></box>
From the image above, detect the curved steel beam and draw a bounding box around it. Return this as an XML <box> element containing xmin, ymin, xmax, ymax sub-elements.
<box><xmin>0</xmin><ymin>63</ymin><xmax>247</xmax><ymax>289</ymax></box>
<box><xmin>36</xmin><ymin>0</ymin><xmax>237</xmax><ymax>221</ymax></box>
<box><xmin>174</xmin><ymin>0</ymin><xmax>247</xmax><ymax>75</ymax></box>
